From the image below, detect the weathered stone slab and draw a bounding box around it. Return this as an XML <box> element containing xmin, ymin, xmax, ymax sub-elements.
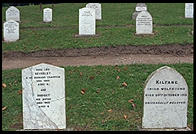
<box><xmin>22</xmin><ymin>63</ymin><xmax>66</xmax><ymax>129</ymax></box>
<box><xmin>43</xmin><ymin>8</ymin><xmax>52</xmax><ymax>22</ymax></box>
<box><xmin>3</xmin><ymin>20</ymin><xmax>19</xmax><ymax>42</ymax></box>
<box><xmin>79</xmin><ymin>7</ymin><xmax>96</xmax><ymax>35</ymax></box>
<box><xmin>185</xmin><ymin>3</ymin><xmax>194</xmax><ymax>18</ymax></box>
<box><xmin>86</xmin><ymin>3</ymin><xmax>102</xmax><ymax>20</ymax></box>
<box><xmin>136</xmin><ymin>11</ymin><xmax>153</xmax><ymax>34</ymax></box>
<box><xmin>6</xmin><ymin>6</ymin><xmax>20</xmax><ymax>22</ymax></box>
<box><xmin>142</xmin><ymin>66</ymin><xmax>188</xmax><ymax>128</ymax></box>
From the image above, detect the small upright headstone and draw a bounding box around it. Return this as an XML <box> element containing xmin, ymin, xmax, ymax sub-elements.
<box><xmin>22</xmin><ymin>63</ymin><xmax>66</xmax><ymax>129</ymax></box>
<box><xmin>79</xmin><ymin>7</ymin><xmax>96</xmax><ymax>35</ymax></box>
<box><xmin>43</xmin><ymin>8</ymin><xmax>52</xmax><ymax>22</ymax></box>
<box><xmin>185</xmin><ymin>3</ymin><xmax>194</xmax><ymax>18</ymax></box>
<box><xmin>6</xmin><ymin>6</ymin><xmax>20</xmax><ymax>22</ymax></box>
<box><xmin>142</xmin><ymin>66</ymin><xmax>188</xmax><ymax>129</ymax></box>
<box><xmin>86</xmin><ymin>3</ymin><xmax>102</xmax><ymax>20</ymax></box>
<box><xmin>136</xmin><ymin>11</ymin><xmax>153</xmax><ymax>35</ymax></box>
<box><xmin>132</xmin><ymin>3</ymin><xmax>147</xmax><ymax>20</ymax></box>
<box><xmin>3</xmin><ymin>20</ymin><xmax>19</xmax><ymax>42</ymax></box>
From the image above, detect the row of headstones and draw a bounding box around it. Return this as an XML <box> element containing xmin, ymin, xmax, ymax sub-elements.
<box><xmin>22</xmin><ymin>63</ymin><xmax>188</xmax><ymax>130</ymax></box>
<box><xmin>3</xmin><ymin>3</ymin><xmax>194</xmax><ymax>42</ymax></box>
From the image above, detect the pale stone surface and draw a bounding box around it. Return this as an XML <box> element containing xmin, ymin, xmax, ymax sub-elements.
<box><xmin>43</xmin><ymin>8</ymin><xmax>52</xmax><ymax>22</ymax></box>
<box><xmin>3</xmin><ymin>20</ymin><xmax>19</xmax><ymax>42</ymax></box>
<box><xmin>185</xmin><ymin>3</ymin><xmax>194</xmax><ymax>18</ymax></box>
<box><xmin>136</xmin><ymin>11</ymin><xmax>153</xmax><ymax>34</ymax></box>
<box><xmin>22</xmin><ymin>63</ymin><xmax>66</xmax><ymax>129</ymax></box>
<box><xmin>135</xmin><ymin>3</ymin><xmax>147</xmax><ymax>12</ymax></box>
<box><xmin>142</xmin><ymin>66</ymin><xmax>188</xmax><ymax>128</ymax></box>
<box><xmin>79</xmin><ymin>7</ymin><xmax>96</xmax><ymax>35</ymax></box>
<box><xmin>86</xmin><ymin>3</ymin><xmax>102</xmax><ymax>20</ymax></box>
<box><xmin>6</xmin><ymin>6</ymin><xmax>20</xmax><ymax>22</ymax></box>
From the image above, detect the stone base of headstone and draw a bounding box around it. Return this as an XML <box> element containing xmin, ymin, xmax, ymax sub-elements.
<box><xmin>16</xmin><ymin>128</ymin><xmax>74</xmax><ymax>131</ymax></box>
<box><xmin>74</xmin><ymin>34</ymin><xmax>100</xmax><ymax>38</ymax></box>
<box><xmin>139</xmin><ymin>127</ymin><xmax>191</xmax><ymax>131</ymax></box>
<box><xmin>135</xmin><ymin>33</ymin><xmax>154</xmax><ymax>36</ymax></box>
<box><xmin>132</xmin><ymin>11</ymin><xmax>140</xmax><ymax>20</ymax></box>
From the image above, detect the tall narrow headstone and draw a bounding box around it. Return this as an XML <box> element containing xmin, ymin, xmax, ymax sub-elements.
<box><xmin>185</xmin><ymin>3</ymin><xmax>194</xmax><ymax>18</ymax></box>
<box><xmin>136</xmin><ymin>11</ymin><xmax>153</xmax><ymax>34</ymax></box>
<box><xmin>86</xmin><ymin>3</ymin><xmax>102</xmax><ymax>20</ymax></box>
<box><xmin>3</xmin><ymin>20</ymin><xmax>19</xmax><ymax>42</ymax></box>
<box><xmin>6</xmin><ymin>6</ymin><xmax>20</xmax><ymax>22</ymax></box>
<box><xmin>22</xmin><ymin>63</ymin><xmax>66</xmax><ymax>129</ymax></box>
<box><xmin>79</xmin><ymin>7</ymin><xmax>96</xmax><ymax>35</ymax></box>
<box><xmin>43</xmin><ymin>8</ymin><xmax>52</xmax><ymax>22</ymax></box>
<box><xmin>142</xmin><ymin>66</ymin><xmax>188</xmax><ymax>129</ymax></box>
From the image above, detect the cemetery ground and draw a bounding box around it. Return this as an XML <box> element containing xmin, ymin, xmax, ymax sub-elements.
<box><xmin>2</xmin><ymin>64</ymin><xmax>193</xmax><ymax>131</ymax></box>
<box><xmin>2</xmin><ymin>3</ymin><xmax>193</xmax><ymax>131</ymax></box>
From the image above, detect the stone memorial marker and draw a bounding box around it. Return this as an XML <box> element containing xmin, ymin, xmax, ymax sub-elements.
<box><xmin>86</xmin><ymin>3</ymin><xmax>102</xmax><ymax>20</ymax></box>
<box><xmin>3</xmin><ymin>20</ymin><xmax>19</xmax><ymax>42</ymax></box>
<box><xmin>79</xmin><ymin>7</ymin><xmax>96</xmax><ymax>35</ymax></box>
<box><xmin>43</xmin><ymin>8</ymin><xmax>52</xmax><ymax>22</ymax></box>
<box><xmin>6</xmin><ymin>6</ymin><xmax>20</xmax><ymax>22</ymax></box>
<box><xmin>22</xmin><ymin>63</ymin><xmax>66</xmax><ymax>129</ymax></box>
<box><xmin>136</xmin><ymin>11</ymin><xmax>153</xmax><ymax>34</ymax></box>
<box><xmin>185</xmin><ymin>3</ymin><xmax>194</xmax><ymax>18</ymax></box>
<box><xmin>142</xmin><ymin>66</ymin><xmax>188</xmax><ymax>129</ymax></box>
<box><xmin>132</xmin><ymin>3</ymin><xmax>147</xmax><ymax>20</ymax></box>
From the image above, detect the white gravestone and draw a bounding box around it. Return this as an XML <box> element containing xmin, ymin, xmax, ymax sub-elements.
<box><xmin>22</xmin><ymin>63</ymin><xmax>66</xmax><ymax>129</ymax></box>
<box><xmin>185</xmin><ymin>3</ymin><xmax>194</xmax><ymax>18</ymax></box>
<box><xmin>6</xmin><ymin>6</ymin><xmax>20</xmax><ymax>22</ymax></box>
<box><xmin>136</xmin><ymin>3</ymin><xmax>147</xmax><ymax>12</ymax></box>
<box><xmin>43</xmin><ymin>8</ymin><xmax>52</xmax><ymax>22</ymax></box>
<box><xmin>86</xmin><ymin>3</ymin><xmax>102</xmax><ymax>20</ymax></box>
<box><xmin>142</xmin><ymin>66</ymin><xmax>188</xmax><ymax>128</ymax></box>
<box><xmin>79</xmin><ymin>7</ymin><xmax>96</xmax><ymax>35</ymax></box>
<box><xmin>136</xmin><ymin>11</ymin><xmax>153</xmax><ymax>34</ymax></box>
<box><xmin>3</xmin><ymin>20</ymin><xmax>19</xmax><ymax>42</ymax></box>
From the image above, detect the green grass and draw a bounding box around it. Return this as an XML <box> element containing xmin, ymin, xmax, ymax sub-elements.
<box><xmin>2</xmin><ymin>63</ymin><xmax>193</xmax><ymax>131</ymax></box>
<box><xmin>2</xmin><ymin>3</ymin><xmax>194</xmax><ymax>52</ymax></box>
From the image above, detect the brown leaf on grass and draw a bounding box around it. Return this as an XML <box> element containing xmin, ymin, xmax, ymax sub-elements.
<box><xmin>123</xmin><ymin>114</ymin><xmax>128</xmax><ymax>119</ymax></box>
<box><xmin>81</xmin><ymin>89</ymin><xmax>85</xmax><ymax>95</ymax></box>
<box><xmin>116</xmin><ymin>76</ymin><xmax>120</xmax><ymax>80</ymax></box>
<box><xmin>2</xmin><ymin>83</ymin><xmax>6</xmax><ymax>88</ymax></box>
<box><xmin>100</xmin><ymin>112</ymin><xmax>104</xmax><ymax>115</ymax></box>
<box><xmin>122</xmin><ymin>82</ymin><xmax>128</xmax><ymax>87</ymax></box>
<box><xmin>89</xmin><ymin>76</ymin><xmax>95</xmax><ymax>80</ymax></box>
<box><xmin>132</xmin><ymin>103</ymin><xmax>136</xmax><ymax>108</ymax></box>
<box><xmin>2</xmin><ymin>106</ymin><xmax>7</xmax><ymax>111</ymax></box>
<box><xmin>18</xmin><ymin>89</ymin><xmax>22</xmax><ymax>95</ymax></box>
<box><xmin>128</xmin><ymin>99</ymin><xmax>134</xmax><ymax>103</ymax></box>
<box><xmin>107</xmin><ymin>109</ymin><xmax>112</xmax><ymax>113</ymax></box>
<box><xmin>80</xmin><ymin>72</ymin><xmax>83</xmax><ymax>76</ymax></box>
<box><xmin>117</xmin><ymin>69</ymin><xmax>121</xmax><ymax>72</ymax></box>
<box><xmin>96</xmin><ymin>88</ymin><xmax>101</xmax><ymax>93</ymax></box>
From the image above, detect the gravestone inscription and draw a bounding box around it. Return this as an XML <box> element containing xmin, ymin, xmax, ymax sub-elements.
<box><xmin>142</xmin><ymin>66</ymin><xmax>188</xmax><ymax>128</ymax></box>
<box><xmin>3</xmin><ymin>20</ymin><xmax>19</xmax><ymax>42</ymax></box>
<box><xmin>6</xmin><ymin>6</ymin><xmax>20</xmax><ymax>22</ymax></box>
<box><xmin>79</xmin><ymin>7</ymin><xmax>96</xmax><ymax>35</ymax></box>
<box><xmin>86</xmin><ymin>3</ymin><xmax>102</xmax><ymax>20</ymax></box>
<box><xmin>22</xmin><ymin>63</ymin><xmax>66</xmax><ymax>129</ymax></box>
<box><xmin>136</xmin><ymin>11</ymin><xmax>153</xmax><ymax>34</ymax></box>
<box><xmin>43</xmin><ymin>8</ymin><xmax>52</xmax><ymax>22</ymax></box>
<box><xmin>185</xmin><ymin>3</ymin><xmax>194</xmax><ymax>18</ymax></box>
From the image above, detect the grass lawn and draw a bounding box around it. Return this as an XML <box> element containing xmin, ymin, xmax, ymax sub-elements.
<box><xmin>2</xmin><ymin>63</ymin><xmax>193</xmax><ymax>131</ymax></box>
<box><xmin>2</xmin><ymin>3</ymin><xmax>194</xmax><ymax>52</ymax></box>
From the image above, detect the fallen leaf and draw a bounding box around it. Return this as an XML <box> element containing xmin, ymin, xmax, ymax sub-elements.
<box><xmin>2</xmin><ymin>106</ymin><xmax>7</xmax><ymax>111</ymax></box>
<box><xmin>122</xmin><ymin>82</ymin><xmax>128</xmax><ymax>87</ymax></box>
<box><xmin>117</xmin><ymin>69</ymin><xmax>121</xmax><ymax>72</ymax></box>
<box><xmin>18</xmin><ymin>89</ymin><xmax>22</xmax><ymax>95</ymax></box>
<box><xmin>132</xmin><ymin>103</ymin><xmax>136</xmax><ymax>108</ymax></box>
<box><xmin>81</xmin><ymin>88</ymin><xmax>86</xmax><ymax>95</ymax></box>
<box><xmin>128</xmin><ymin>99</ymin><xmax>134</xmax><ymax>103</ymax></box>
<box><xmin>96</xmin><ymin>88</ymin><xmax>101</xmax><ymax>93</ymax></box>
<box><xmin>107</xmin><ymin>109</ymin><xmax>112</xmax><ymax>112</ymax></box>
<box><xmin>2</xmin><ymin>83</ymin><xmax>6</xmax><ymax>88</ymax></box>
<box><xmin>123</xmin><ymin>114</ymin><xmax>128</xmax><ymax>119</ymax></box>
<box><xmin>116</xmin><ymin>76</ymin><xmax>120</xmax><ymax>80</ymax></box>
<box><xmin>89</xmin><ymin>76</ymin><xmax>95</xmax><ymax>80</ymax></box>
<box><xmin>100</xmin><ymin>112</ymin><xmax>104</xmax><ymax>115</ymax></box>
